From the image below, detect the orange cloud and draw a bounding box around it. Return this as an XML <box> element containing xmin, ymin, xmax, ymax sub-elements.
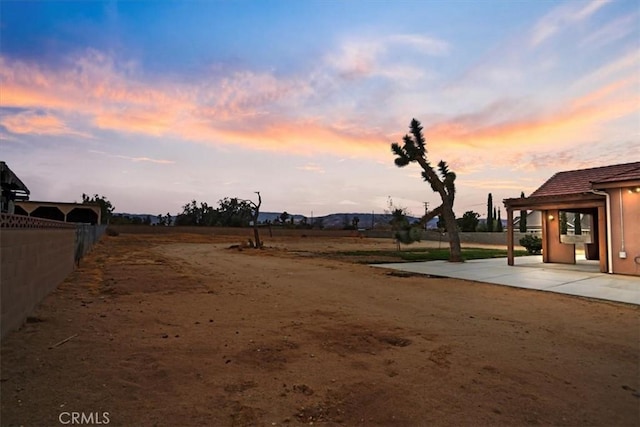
<box><xmin>179</xmin><ymin>117</ymin><xmax>389</xmax><ymax>158</ymax></box>
<box><xmin>425</xmin><ymin>75</ymin><xmax>637</xmax><ymax>154</ymax></box>
<box><xmin>0</xmin><ymin>111</ymin><xmax>85</xmax><ymax>136</ymax></box>
<box><xmin>0</xmin><ymin>85</ymin><xmax>75</xmax><ymax>110</ymax></box>
<box><xmin>93</xmin><ymin>109</ymin><xmax>177</xmax><ymax>136</ymax></box>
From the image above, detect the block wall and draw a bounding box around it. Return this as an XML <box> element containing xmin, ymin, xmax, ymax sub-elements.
<box><xmin>1</xmin><ymin>229</ymin><xmax>76</xmax><ymax>338</ymax></box>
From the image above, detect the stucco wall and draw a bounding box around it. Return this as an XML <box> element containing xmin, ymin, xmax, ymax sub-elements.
<box><xmin>542</xmin><ymin>209</ymin><xmax>576</xmax><ymax>264</ymax></box>
<box><xmin>1</xmin><ymin>229</ymin><xmax>75</xmax><ymax>338</ymax></box>
<box><xmin>608</xmin><ymin>188</ymin><xmax>640</xmax><ymax>276</ymax></box>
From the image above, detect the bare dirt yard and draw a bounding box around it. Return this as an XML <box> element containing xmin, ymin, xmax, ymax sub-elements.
<box><xmin>2</xmin><ymin>232</ymin><xmax>639</xmax><ymax>426</ymax></box>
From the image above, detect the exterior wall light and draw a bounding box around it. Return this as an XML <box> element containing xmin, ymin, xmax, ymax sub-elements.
<box><xmin>548</xmin><ymin>214</ymin><xmax>554</xmax><ymax>220</ymax></box>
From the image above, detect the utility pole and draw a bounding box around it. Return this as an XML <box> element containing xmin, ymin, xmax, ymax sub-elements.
<box><xmin>423</xmin><ymin>202</ymin><xmax>429</xmax><ymax>229</ymax></box>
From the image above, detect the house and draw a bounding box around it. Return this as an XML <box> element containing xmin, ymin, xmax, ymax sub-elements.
<box><xmin>14</xmin><ymin>201</ymin><xmax>101</xmax><ymax>225</ymax></box>
<box><xmin>0</xmin><ymin>161</ymin><xmax>30</xmax><ymax>214</ymax></box>
<box><xmin>504</xmin><ymin>162</ymin><xmax>640</xmax><ymax>276</ymax></box>
<box><xmin>1</xmin><ymin>161</ymin><xmax>101</xmax><ymax>225</ymax></box>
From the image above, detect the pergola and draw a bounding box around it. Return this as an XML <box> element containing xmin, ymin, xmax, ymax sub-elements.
<box><xmin>504</xmin><ymin>193</ymin><xmax>607</xmax><ymax>272</ymax></box>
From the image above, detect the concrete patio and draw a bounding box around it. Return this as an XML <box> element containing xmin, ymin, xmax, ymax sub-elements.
<box><xmin>374</xmin><ymin>255</ymin><xmax>640</xmax><ymax>305</ymax></box>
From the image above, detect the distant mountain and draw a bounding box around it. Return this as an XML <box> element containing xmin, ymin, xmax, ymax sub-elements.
<box><xmin>295</xmin><ymin>212</ymin><xmax>437</xmax><ymax>230</ymax></box>
<box><xmin>112</xmin><ymin>211</ymin><xmax>439</xmax><ymax>229</ymax></box>
<box><xmin>257</xmin><ymin>212</ymin><xmax>306</xmax><ymax>223</ymax></box>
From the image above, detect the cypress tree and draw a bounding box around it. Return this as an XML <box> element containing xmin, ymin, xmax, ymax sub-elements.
<box><xmin>560</xmin><ymin>211</ymin><xmax>568</xmax><ymax>234</ymax></box>
<box><xmin>574</xmin><ymin>213</ymin><xmax>582</xmax><ymax>235</ymax></box>
<box><xmin>496</xmin><ymin>208</ymin><xmax>503</xmax><ymax>232</ymax></box>
<box><xmin>519</xmin><ymin>191</ymin><xmax>527</xmax><ymax>232</ymax></box>
<box><xmin>487</xmin><ymin>193</ymin><xmax>493</xmax><ymax>232</ymax></box>
<box><xmin>493</xmin><ymin>207</ymin><xmax>497</xmax><ymax>232</ymax></box>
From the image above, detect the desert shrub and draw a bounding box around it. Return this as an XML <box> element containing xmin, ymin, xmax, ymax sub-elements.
<box><xmin>105</xmin><ymin>227</ymin><xmax>119</xmax><ymax>237</ymax></box>
<box><xmin>394</xmin><ymin>227</ymin><xmax>422</xmax><ymax>246</ymax></box>
<box><xmin>519</xmin><ymin>234</ymin><xmax>542</xmax><ymax>254</ymax></box>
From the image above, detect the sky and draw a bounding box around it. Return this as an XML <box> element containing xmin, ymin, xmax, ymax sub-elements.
<box><xmin>1</xmin><ymin>0</ymin><xmax>638</xmax><ymax>218</ymax></box>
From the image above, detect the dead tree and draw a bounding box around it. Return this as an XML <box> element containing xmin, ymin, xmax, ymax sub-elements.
<box><xmin>246</xmin><ymin>191</ymin><xmax>262</xmax><ymax>248</ymax></box>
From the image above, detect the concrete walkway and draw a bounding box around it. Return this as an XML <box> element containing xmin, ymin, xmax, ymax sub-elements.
<box><xmin>373</xmin><ymin>256</ymin><xmax>640</xmax><ymax>305</ymax></box>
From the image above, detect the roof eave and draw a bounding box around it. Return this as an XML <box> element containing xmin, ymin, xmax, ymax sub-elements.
<box><xmin>504</xmin><ymin>192</ymin><xmax>605</xmax><ymax>210</ymax></box>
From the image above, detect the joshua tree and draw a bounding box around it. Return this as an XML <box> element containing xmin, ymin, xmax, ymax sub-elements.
<box><xmin>387</xmin><ymin>199</ymin><xmax>420</xmax><ymax>250</ymax></box>
<box><xmin>352</xmin><ymin>216</ymin><xmax>360</xmax><ymax>229</ymax></box>
<box><xmin>391</xmin><ymin>119</ymin><xmax>462</xmax><ymax>262</ymax></box>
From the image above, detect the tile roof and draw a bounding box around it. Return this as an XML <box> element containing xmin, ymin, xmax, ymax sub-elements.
<box><xmin>530</xmin><ymin>162</ymin><xmax>640</xmax><ymax>197</ymax></box>
<box><xmin>592</xmin><ymin>163</ymin><xmax>640</xmax><ymax>184</ymax></box>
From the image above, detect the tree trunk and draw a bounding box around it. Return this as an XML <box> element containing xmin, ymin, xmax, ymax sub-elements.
<box><xmin>442</xmin><ymin>201</ymin><xmax>462</xmax><ymax>262</ymax></box>
<box><xmin>253</xmin><ymin>225</ymin><xmax>262</xmax><ymax>248</ymax></box>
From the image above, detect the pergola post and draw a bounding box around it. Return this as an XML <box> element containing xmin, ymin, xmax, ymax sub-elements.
<box><xmin>507</xmin><ymin>208</ymin><xmax>514</xmax><ymax>266</ymax></box>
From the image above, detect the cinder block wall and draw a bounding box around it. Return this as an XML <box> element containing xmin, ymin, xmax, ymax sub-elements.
<box><xmin>1</xmin><ymin>229</ymin><xmax>76</xmax><ymax>338</ymax></box>
<box><xmin>111</xmin><ymin>224</ymin><xmax>530</xmax><ymax>246</ymax></box>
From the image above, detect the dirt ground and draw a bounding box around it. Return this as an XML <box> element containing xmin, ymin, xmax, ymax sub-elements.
<box><xmin>1</xmin><ymin>232</ymin><xmax>639</xmax><ymax>426</ymax></box>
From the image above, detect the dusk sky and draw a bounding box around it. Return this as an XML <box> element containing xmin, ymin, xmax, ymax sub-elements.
<box><xmin>1</xmin><ymin>1</ymin><xmax>638</xmax><ymax>218</ymax></box>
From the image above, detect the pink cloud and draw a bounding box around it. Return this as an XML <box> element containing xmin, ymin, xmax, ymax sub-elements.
<box><xmin>89</xmin><ymin>150</ymin><xmax>175</xmax><ymax>165</ymax></box>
